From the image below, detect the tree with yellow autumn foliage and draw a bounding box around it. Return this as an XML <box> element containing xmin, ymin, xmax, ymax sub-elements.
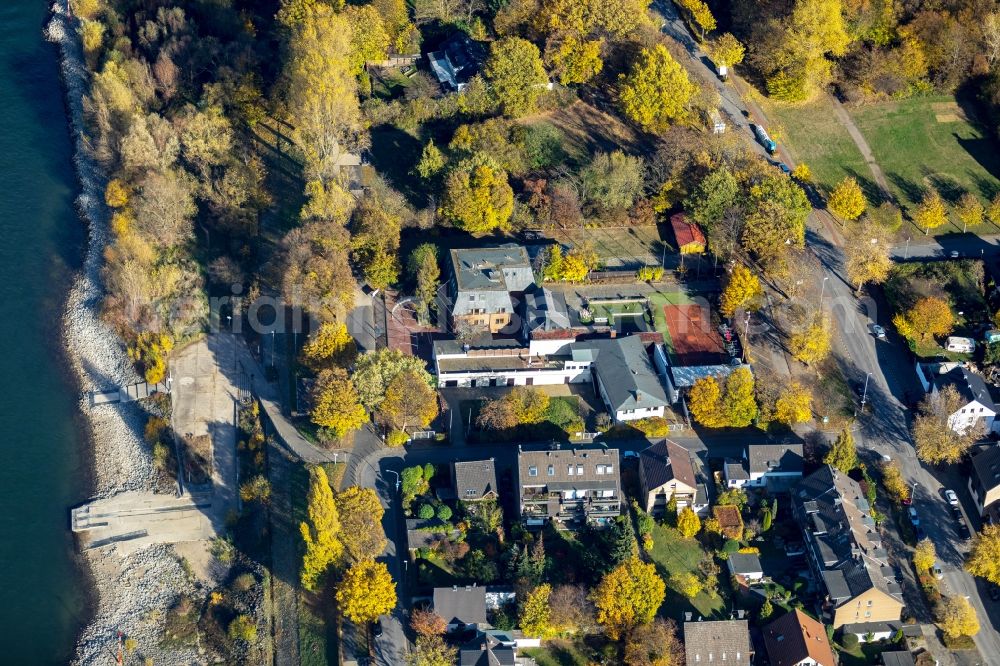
<box><xmin>300</xmin><ymin>466</ymin><xmax>344</xmax><ymax>591</ymax></box>
<box><xmin>827</xmin><ymin>176</ymin><xmax>867</xmax><ymax>220</ymax></box>
<box><xmin>336</xmin><ymin>558</ymin><xmax>397</xmax><ymax>624</ymax></box>
<box><xmin>937</xmin><ymin>595</ymin><xmax>979</xmax><ymax>639</ymax></box>
<box><xmin>892</xmin><ymin>296</ymin><xmax>953</xmax><ymax>344</ymax></box>
<box><xmin>789</xmin><ymin>318</ymin><xmax>831</xmax><ymax>366</ymax></box>
<box><xmin>302</xmin><ymin>322</ymin><xmax>357</xmax><ymax>371</ymax></box>
<box><xmin>676</xmin><ymin>507</ymin><xmax>701</xmax><ymax>538</ymax></box>
<box><xmin>309</xmin><ymin>368</ymin><xmax>368</xmax><ymax>438</ymax></box>
<box><xmin>720</xmin><ymin>264</ymin><xmax>763</xmax><ymax>318</ymax></box>
<box><xmin>774</xmin><ymin>382</ymin><xmax>812</xmax><ymax>425</ymax></box>
<box><xmin>619</xmin><ymin>45</ymin><xmax>697</xmax><ymax>131</ymax></box>
<box><xmin>591</xmin><ymin>558</ymin><xmax>666</xmax><ymax>640</ymax></box>
<box><xmin>439</xmin><ymin>157</ymin><xmax>514</xmax><ymax>234</ymax></box>
<box><xmin>913</xmin><ymin>188</ymin><xmax>949</xmax><ymax>235</ymax></box>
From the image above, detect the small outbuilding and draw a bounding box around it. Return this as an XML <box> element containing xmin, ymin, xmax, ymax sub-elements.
<box><xmin>670</xmin><ymin>213</ymin><xmax>706</xmax><ymax>255</ymax></box>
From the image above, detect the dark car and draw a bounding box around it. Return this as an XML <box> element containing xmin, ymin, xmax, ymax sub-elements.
<box><xmin>990</xmin><ymin>585</ymin><xmax>1000</xmax><ymax>602</ymax></box>
<box><xmin>952</xmin><ymin>505</ymin><xmax>963</xmax><ymax>520</ymax></box>
<box><xmin>372</xmin><ymin>619</ymin><xmax>383</xmax><ymax>638</ymax></box>
<box><xmin>958</xmin><ymin>521</ymin><xmax>972</xmax><ymax>540</ymax></box>
<box><xmin>915</xmin><ymin>526</ymin><xmax>926</xmax><ymax>540</ymax></box>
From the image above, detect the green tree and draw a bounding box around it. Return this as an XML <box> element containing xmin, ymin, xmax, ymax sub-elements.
<box><xmin>611</xmin><ymin>515</ymin><xmax>638</xmax><ymax>563</ymax></box>
<box><xmin>416</xmin><ymin>141</ymin><xmax>446</xmax><ymax>180</ymax></box>
<box><xmin>483</xmin><ymin>37</ymin><xmax>548</xmax><ymax>118</ymax></box>
<box><xmin>352</xmin><ymin>349</ymin><xmax>434</xmax><ymax>412</ymax></box>
<box><xmin>440</xmin><ymin>156</ymin><xmax>514</xmax><ymax>233</ymax></box>
<box><xmin>408</xmin><ymin>243</ymin><xmax>440</xmax><ymax>324</ymax></box>
<box><xmin>824</xmin><ymin>428</ymin><xmax>857</xmax><ymax>473</ymax></box>
<box><xmin>228</xmin><ymin>615</ymin><xmax>258</xmax><ymax>642</ymax></box>
<box><xmin>684</xmin><ymin>167</ymin><xmax>740</xmax><ymax>230</ymax></box>
<box><xmin>300</xmin><ymin>466</ymin><xmax>344</xmax><ymax>591</ymax></box>
<box><xmin>592</xmin><ymin>558</ymin><xmax>666</xmax><ymax>639</ymax></box>
<box><xmin>581</xmin><ymin>151</ymin><xmax>644</xmax><ymax>212</ymax></box>
<box><xmin>619</xmin><ymin>45</ymin><xmax>697</xmax><ymax>131</ymax></box>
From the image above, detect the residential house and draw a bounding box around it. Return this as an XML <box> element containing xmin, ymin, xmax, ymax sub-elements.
<box><xmin>793</xmin><ymin>465</ymin><xmax>904</xmax><ymax>628</ymax></box>
<box><xmin>432</xmin><ymin>338</ymin><xmax>593</xmax><ymax>388</ymax></box>
<box><xmin>453</xmin><ymin>459</ymin><xmax>499</xmax><ymax>503</ymax></box>
<box><xmin>683</xmin><ymin>620</ymin><xmax>751</xmax><ymax>666</ymax></box>
<box><xmin>713</xmin><ymin>505</ymin><xmax>744</xmax><ymax>539</ymax></box>
<box><xmin>639</xmin><ymin>439</ymin><xmax>709</xmax><ymax>516</ymax></box>
<box><xmin>915</xmin><ymin>363</ymin><xmax>999</xmax><ymax>434</ymax></box>
<box><xmin>427</xmin><ymin>33</ymin><xmax>485</xmax><ymax>92</ymax></box>
<box><xmin>459</xmin><ymin>631</ymin><xmax>517</xmax><ymax>666</ymax></box>
<box><xmin>724</xmin><ymin>459</ymin><xmax>750</xmax><ymax>488</ymax></box>
<box><xmin>571</xmin><ymin>335</ymin><xmax>669</xmax><ymax>423</ymax></box>
<box><xmin>727</xmin><ymin>552</ymin><xmax>764</xmax><ymax>585</ymax></box>
<box><xmin>762</xmin><ymin>609</ymin><xmax>837</xmax><ymax>666</ymax></box>
<box><xmin>735</xmin><ymin>443</ymin><xmax>805</xmax><ymax>490</ymax></box>
<box><xmin>517</xmin><ymin>445</ymin><xmax>621</xmax><ymax>530</ymax></box>
<box><xmin>434</xmin><ymin>585</ymin><xmax>489</xmax><ymax>632</ymax></box>
<box><xmin>671</xmin><ymin>212</ymin><xmax>706</xmax><ymax>255</ymax></box>
<box><xmin>968</xmin><ymin>444</ymin><xmax>1000</xmax><ymax>519</ymax></box>
<box><xmin>522</xmin><ymin>287</ymin><xmax>577</xmax><ymax>357</ymax></box>
<box><xmin>449</xmin><ymin>245</ymin><xmax>534</xmax><ymax>334</ymax></box>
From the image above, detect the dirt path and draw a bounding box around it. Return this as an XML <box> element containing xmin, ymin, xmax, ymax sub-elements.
<box><xmin>267</xmin><ymin>441</ymin><xmax>300</xmax><ymax>666</ymax></box>
<box><xmin>828</xmin><ymin>94</ymin><xmax>891</xmax><ymax>196</ymax></box>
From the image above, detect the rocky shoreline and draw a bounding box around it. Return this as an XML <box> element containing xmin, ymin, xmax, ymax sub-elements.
<box><xmin>46</xmin><ymin>4</ymin><xmax>204</xmax><ymax>664</ymax></box>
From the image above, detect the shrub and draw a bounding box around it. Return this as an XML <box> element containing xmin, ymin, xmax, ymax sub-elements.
<box><xmin>841</xmin><ymin>632</ymin><xmax>859</xmax><ymax>650</ymax></box>
<box><xmin>228</xmin><ymin>615</ymin><xmax>258</xmax><ymax>642</ymax></box>
<box><xmin>436</xmin><ymin>505</ymin><xmax>453</xmax><ymax>521</ymax></box>
<box><xmin>386</xmin><ymin>430</ymin><xmax>408</xmax><ymax>447</ymax></box>
<box><xmin>722</xmin><ymin>539</ymin><xmax>740</xmax><ymax>554</ymax></box>
<box><xmin>633</xmin><ymin>417</ymin><xmax>669</xmax><ymax>437</ymax></box>
<box><xmin>232</xmin><ymin>573</ymin><xmax>256</xmax><ymax>593</ymax></box>
<box><xmin>418</xmin><ymin>504</ymin><xmax>435</xmax><ymax>519</ymax></box>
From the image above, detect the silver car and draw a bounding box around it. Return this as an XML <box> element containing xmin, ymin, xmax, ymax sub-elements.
<box><xmin>872</xmin><ymin>324</ymin><xmax>887</xmax><ymax>340</ymax></box>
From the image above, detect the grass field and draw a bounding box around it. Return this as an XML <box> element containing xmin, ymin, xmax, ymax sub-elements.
<box><xmin>763</xmin><ymin>96</ymin><xmax>869</xmax><ymax>195</ymax></box>
<box><xmin>646</xmin><ymin>523</ymin><xmax>727</xmax><ymax>619</ymax></box>
<box><xmin>850</xmin><ymin>96</ymin><xmax>1000</xmax><ymax>223</ymax></box>
<box><xmin>547</xmin><ymin>225</ymin><xmax>667</xmax><ymax>269</ymax></box>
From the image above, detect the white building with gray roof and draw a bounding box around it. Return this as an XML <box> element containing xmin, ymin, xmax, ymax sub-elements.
<box><xmin>571</xmin><ymin>335</ymin><xmax>669</xmax><ymax>423</ymax></box>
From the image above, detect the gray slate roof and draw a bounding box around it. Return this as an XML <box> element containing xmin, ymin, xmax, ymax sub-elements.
<box><xmin>459</xmin><ymin>632</ymin><xmax>516</xmax><ymax>666</ymax></box>
<box><xmin>932</xmin><ymin>365</ymin><xmax>998</xmax><ymax>413</ymax></box>
<box><xmin>881</xmin><ymin>651</ymin><xmax>917</xmax><ymax>666</ymax></box>
<box><xmin>434</xmin><ymin>585</ymin><xmax>488</xmax><ymax>627</ymax></box>
<box><xmin>524</xmin><ymin>287</ymin><xmax>571</xmax><ymax>332</ymax></box>
<box><xmin>571</xmin><ymin>335</ymin><xmax>668</xmax><ymax>412</ymax></box>
<box><xmin>971</xmin><ymin>444</ymin><xmax>1000</xmax><ymax>494</ymax></box>
<box><xmin>684</xmin><ymin>620</ymin><xmax>751</xmax><ymax>666</ymax></box>
<box><xmin>725</xmin><ymin>461</ymin><xmax>750</xmax><ymax>481</ymax></box>
<box><xmin>794</xmin><ymin>466</ymin><xmax>902</xmax><ymax>604</ymax></box>
<box><xmin>451</xmin><ymin>245</ymin><xmax>533</xmax><ymax>292</ymax></box>
<box><xmin>748</xmin><ymin>443</ymin><xmax>804</xmax><ymax>476</ymax></box>
<box><xmin>518</xmin><ymin>446</ymin><xmax>620</xmax><ymax>490</ymax></box>
<box><xmin>727</xmin><ymin>552</ymin><xmax>763</xmax><ymax>575</ymax></box>
<box><xmin>454</xmin><ymin>460</ymin><xmax>499</xmax><ymax>501</ymax></box>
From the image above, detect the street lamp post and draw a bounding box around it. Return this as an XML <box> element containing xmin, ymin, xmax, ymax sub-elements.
<box><xmin>904</xmin><ymin>237</ymin><xmax>910</xmax><ymax>260</ymax></box>
<box><xmin>819</xmin><ymin>276</ymin><xmax>829</xmax><ymax>312</ymax></box>
<box><xmin>270</xmin><ymin>330</ymin><xmax>276</xmax><ymax>369</ymax></box>
<box><xmin>860</xmin><ymin>372</ymin><xmax>872</xmax><ymax>414</ymax></box>
<box><xmin>385</xmin><ymin>469</ymin><xmax>401</xmax><ymax>492</ymax></box>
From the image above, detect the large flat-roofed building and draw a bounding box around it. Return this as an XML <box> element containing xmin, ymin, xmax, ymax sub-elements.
<box><xmin>517</xmin><ymin>445</ymin><xmax>621</xmax><ymax>530</ymax></box>
<box><xmin>449</xmin><ymin>245</ymin><xmax>534</xmax><ymax>334</ymax></box>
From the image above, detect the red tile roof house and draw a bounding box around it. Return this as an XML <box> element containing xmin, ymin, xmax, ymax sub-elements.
<box><xmin>762</xmin><ymin>609</ymin><xmax>837</xmax><ymax>666</ymax></box>
<box><xmin>670</xmin><ymin>213</ymin><xmax>706</xmax><ymax>255</ymax></box>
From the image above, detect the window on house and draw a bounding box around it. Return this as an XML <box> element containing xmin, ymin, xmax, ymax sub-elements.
<box><xmin>469</xmin><ymin>295</ymin><xmax>475</xmax><ymax>301</ymax></box>
<box><xmin>528</xmin><ymin>466</ymin><xmax>538</xmax><ymax>477</ymax></box>
<box><xmin>577</xmin><ymin>465</ymin><xmax>584</xmax><ymax>475</ymax></box>
<box><xmin>567</xmin><ymin>465</ymin><xmax>575</xmax><ymax>476</ymax></box>
<box><xmin>465</xmin><ymin>489</ymin><xmax>476</xmax><ymax>497</ymax></box>
<box><xmin>962</xmin><ymin>408</ymin><xmax>967</xmax><ymax>413</ymax></box>
<box><xmin>596</xmin><ymin>465</ymin><xmax>605</xmax><ymax>475</ymax></box>
<box><xmin>547</xmin><ymin>465</ymin><xmax>554</xmax><ymax>476</ymax></box>
<box><xmin>499</xmin><ymin>307</ymin><xmax>506</xmax><ymax>313</ymax></box>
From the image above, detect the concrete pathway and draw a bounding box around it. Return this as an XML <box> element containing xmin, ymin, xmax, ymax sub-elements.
<box><xmin>828</xmin><ymin>94</ymin><xmax>891</xmax><ymax>197</ymax></box>
<box><xmin>267</xmin><ymin>440</ymin><xmax>300</xmax><ymax>666</ymax></box>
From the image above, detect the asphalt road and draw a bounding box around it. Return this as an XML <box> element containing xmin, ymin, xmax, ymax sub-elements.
<box><xmin>891</xmin><ymin>233</ymin><xmax>1000</xmax><ymax>261</ymax></box>
<box><xmin>809</xmin><ymin>212</ymin><xmax>1000</xmax><ymax>658</ymax></box>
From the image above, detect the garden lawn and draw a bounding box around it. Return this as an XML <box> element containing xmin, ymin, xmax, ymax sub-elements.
<box><xmin>646</xmin><ymin>523</ymin><xmax>726</xmax><ymax>619</ymax></box>
<box><xmin>761</xmin><ymin>96</ymin><xmax>869</xmax><ymax>196</ymax></box>
<box><xmin>849</xmin><ymin>95</ymin><xmax>1000</xmax><ymax>233</ymax></box>
<box><xmin>463</xmin><ymin>395</ymin><xmax>584</xmax><ymax>442</ymax></box>
<box><xmin>546</xmin><ymin>225</ymin><xmax>667</xmax><ymax>270</ymax></box>
<box><xmin>521</xmin><ymin>639</ymin><xmax>595</xmax><ymax>666</ymax></box>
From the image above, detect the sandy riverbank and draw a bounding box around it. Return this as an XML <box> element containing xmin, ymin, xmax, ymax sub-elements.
<box><xmin>46</xmin><ymin>4</ymin><xmax>206</xmax><ymax>664</ymax></box>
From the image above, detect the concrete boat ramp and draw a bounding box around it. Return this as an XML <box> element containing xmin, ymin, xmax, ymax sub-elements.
<box><xmin>89</xmin><ymin>379</ymin><xmax>171</xmax><ymax>407</ymax></box>
<box><xmin>71</xmin><ymin>491</ymin><xmax>215</xmax><ymax>555</ymax></box>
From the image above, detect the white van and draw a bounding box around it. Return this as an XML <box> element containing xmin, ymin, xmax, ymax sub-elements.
<box><xmin>945</xmin><ymin>336</ymin><xmax>976</xmax><ymax>353</ymax></box>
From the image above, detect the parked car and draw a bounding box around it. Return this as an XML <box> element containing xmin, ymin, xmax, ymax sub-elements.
<box><xmin>951</xmin><ymin>505</ymin><xmax>963</xmax><ymax>520</ymax></box>
<box><xmin>778</xmin><ymin>163</ymin><xmax>792</xmax><ymax>174</ymax></box>
<box><xmin>950</xmin><ymin>250</ymin><xmax>960</xmax><ymax>258</ymax></box>
<box><xmin>872</xmin><ymin>324</ymin><xmax>887</xmax><ymax>340</ymax></box>
<box><xmin>623</xmin><ymin>450</ymin><xmax>640</xmax><ymax>459</ymax></box>
<box><xmin>932</xmin><ymin>562</ymin><xmax>944</xmax><ymax>580</ymax></box>
<box><xmin>989</xmin><ymin>585</ymin><xmax>1000</xmax><ymax>602</ymax></box>
<box><xmin>958</xmin><ymin>521</ymin><xmax>971</xmax><ymax>540</ymax></box>
<box><xmin>908</xmin><ymin>506</ymin><xmax>920</xmax><ymax>525</ymax></box>
<box><xmin>945</xmin><ymin>489</ymin><xmax>959</xmax><ymax>505</ymax></box>
<box><xmin>372</xmin><ymin>619</ymin><xmax>383</xmax><ymax>638</ymax></box>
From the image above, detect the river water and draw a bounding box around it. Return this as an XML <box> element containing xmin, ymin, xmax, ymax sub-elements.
<box><xmin>0</xmin><ymin>1</ymin><xmax>90</xmax><ymax>661</ymax></box>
